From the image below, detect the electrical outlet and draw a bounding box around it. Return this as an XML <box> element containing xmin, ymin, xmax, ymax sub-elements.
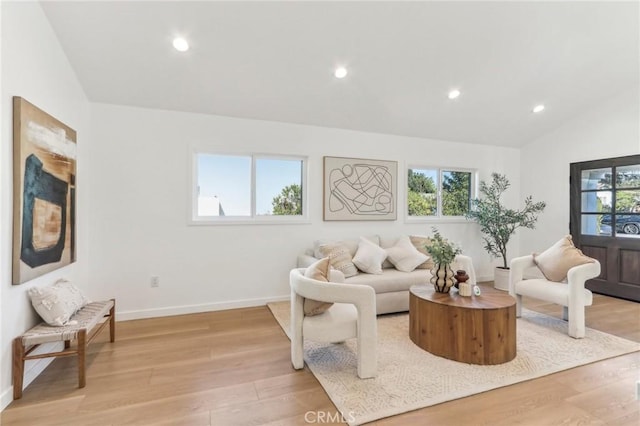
<box><xmin>150</xmin><ymin>276</ymin><xmax>160</xmax><ymax>287</ymax></box>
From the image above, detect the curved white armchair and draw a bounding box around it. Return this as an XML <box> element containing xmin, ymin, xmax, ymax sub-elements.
<box><xmin>290</xmin><ymin>268</ymin><xmax>377</xmax><ymax>378</ymax></box>
<box><xmin>509</xmin><ymin>255</ymin><xmax>601</xmax><ymax>338</ymax></box>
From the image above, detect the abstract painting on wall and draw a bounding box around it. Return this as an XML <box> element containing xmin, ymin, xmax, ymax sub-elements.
<box><xmin>323</xmin><ymin>156</ymin><xmax>397</xmax><ymax>221</ymax></box>
<box><xmin>12</xmin><ymin>97</ymin><xmax>76</xmax><ymax>284</ymax></box>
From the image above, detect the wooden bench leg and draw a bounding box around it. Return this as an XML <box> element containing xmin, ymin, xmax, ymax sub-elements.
<box><xmin>78</xmin><ymin>329</ymin><xmax>86</xmax><ymax>388</ymax></box>
<box><xmin>12</xmin><ymin>338</ymin><xmax>25</xmax><ymax>400</ymax></box>
<box><xmin>64</xmin><ymin>340</ymin><xmax>71</xmax><ymax>349</ymax></box>
<box><xmin>109</xmin><ymin>299</ymin><xmax>116</xmax><ymax>343</ymax></box>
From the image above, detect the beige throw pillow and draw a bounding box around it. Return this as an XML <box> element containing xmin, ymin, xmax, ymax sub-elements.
<box><xmin>410</xmin><ymin>235</ymin><xmax>435</xmax><ymax>270</ymax></box>
<box><xmin>352</xmin><ymin>237</ymin><xmax>387</xmax><ymax>274</ymax></box>
<box><xmin>385</xmin><ymin>236</ymin><xmax>429</xmax><ymax>272</ymax></box>
<box><xmin>28</xmin><ymin>279</ymin><xmax>88</xmax><ymax>326</ymax></box>
<box><xmin>533</xmin><ymin>235</ymin><xmax>595</xmax><ymax>282</ymax></box>
<box><xmin>317</xmin><ymin>242</ymin><xmax>358</xmax><ymax>278</ymax></box>
<box><xmin>303</xmin><ymin>257</ymin><xmax>335</xmax><ymax>316</ymax></box>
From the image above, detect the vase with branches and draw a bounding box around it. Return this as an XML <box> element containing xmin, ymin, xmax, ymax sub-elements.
<box><xmin>425</xmin><ymin>227</ymin><xmax>462</xmax><ymax>293</ymax></box>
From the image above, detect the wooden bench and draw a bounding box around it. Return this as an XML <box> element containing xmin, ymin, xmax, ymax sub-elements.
<box><xmin>12</xmin><ymin>299</ymin><xmax>116</xmax><ymax>399</ymax></box>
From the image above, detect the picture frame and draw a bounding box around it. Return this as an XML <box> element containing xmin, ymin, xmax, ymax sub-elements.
<box><xmin>12</xmin><ymin>97</ymin><xmax>77</xmax><ymax>284</ymax></box>
<box><xmin>323</xmin><ymin>156</ymin><xmax>397</xmax><ymax>221</ymax></box>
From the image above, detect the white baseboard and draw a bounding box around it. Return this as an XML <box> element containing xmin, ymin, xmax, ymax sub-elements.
<box><xmin>476</xmin><ymin>275</ymin><xmax>493</xmax><ymax>283</ymax></box>
<box><xmin>1</xmin><ymin>342</ymin><xmax>62</xmax><ymax>411</ymax></box>
<box><xmin>117</xmin><ymin>295</ymin><xmax>290</xmax><ymax>321</ymax></box>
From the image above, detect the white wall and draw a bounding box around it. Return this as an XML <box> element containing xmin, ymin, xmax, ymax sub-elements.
<box><xmin>0</xmin><ymin>1</ymin><xmax>90</xmax><ymax>409</ymax></box>
<box><xmin>519</xmin><ymin>89</ymin><xmax>640</xmax><ymax>255</ymax></box>
<box><xmin>88</xmin><ymin>103</ymin><xmax>521</xmax><ymax>319</ymax></box>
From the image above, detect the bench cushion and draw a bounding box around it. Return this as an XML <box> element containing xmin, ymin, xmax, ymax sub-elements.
<box><xmin>20</xmin><ymin>300</ymin><xmax>114</xmax><ymax>346</ymax></box>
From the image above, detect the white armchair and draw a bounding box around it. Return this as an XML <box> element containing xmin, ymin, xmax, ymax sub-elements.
<box><xmin>509</xmin><ymin>255</ymin><xmax>601</xmax><ymax>338</ymax></box>
<box><xmin>289</xmin><ymin>268</ymin><xmax>377</xmax><ymax>378</ymax></box>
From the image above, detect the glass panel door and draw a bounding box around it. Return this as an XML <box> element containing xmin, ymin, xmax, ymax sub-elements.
<box><xmin>570</xmin><ymin>154</ymin><xmax>640</xmax><ymax>302</ymax></box>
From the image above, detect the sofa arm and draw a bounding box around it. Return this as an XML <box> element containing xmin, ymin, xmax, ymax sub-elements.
<box><xmin>297</xmin><ymin>254</ymin><xmax>319</xmax><ymax>268</ymax></box>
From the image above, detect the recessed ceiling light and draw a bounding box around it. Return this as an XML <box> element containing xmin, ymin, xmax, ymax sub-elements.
<box><xmin>532</xmin><ymin>104</ymin><xmax>545</xmax><ymax>113</ymax></box>
<box><xmin>448</xmin><ymin>89</ymin><xmax>461</xmax><ymax>99</ymax></box>
<box><xmin>334</xmin><ymin>67</ymin><xmax>348</xmax><ymax>79</ymax></box>
<box><xmin>172</xmin><ymin>37</ymin><xmax>189</xmax><ymax>52</ymax></box>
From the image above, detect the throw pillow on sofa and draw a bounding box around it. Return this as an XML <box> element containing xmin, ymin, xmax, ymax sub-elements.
<box><xmin>317</xmin><ymin>242</ymin><xmax>358</xmax><ymax>277</ymax></box>
<box><xmin>28</xmin><ymin>279</ymin><xmax>88</xmax><ymax>326</ymax></box>
<box><xmin>410</xmin><ymin>235</ymin><xmax>435</xmax><ymax>270</ymax></box>
<box><xmin>352</xmin><ymin>236</ymin><xmax>387</xmax><ymax>274</ymax></box>
<box><xmin>385</xmin><ymin>235</ymin><xmax>429</xmax><ymax>272</ymax></box>
<box><xmin>533</xmin><ymin>235</ymin><xmax>595</xmax><ymax>282</ymax></box>
<box><xmin>303</xmin><ymin>257</ymin><xmax>335</xmax><ymax>316</ymax></box>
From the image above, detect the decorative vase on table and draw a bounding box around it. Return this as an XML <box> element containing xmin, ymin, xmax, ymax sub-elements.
<box><xmin>430</xmin><ymin>263</ymin><xmax>455</xmax><ymax>293</ymax></box>
<box><xmin>454</xmin><ymin>269</ymin><xmax>469</xmax><ymax>285</ymax></box>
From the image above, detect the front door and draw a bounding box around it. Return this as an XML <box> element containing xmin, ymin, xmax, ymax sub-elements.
<box><xmin>569</xmin><ymin>154</ymin><xmax>640</xmax><ymax>302</ymax></box>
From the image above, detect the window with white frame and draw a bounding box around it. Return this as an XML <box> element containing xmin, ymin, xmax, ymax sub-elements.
<box><xmin>192</xmin><ymin>153</ymin><xmax>307</xmax><ymax>223</ymax></box>
<box><xmin>407</xmin><ymin>167</ymin><xmax>475</xmax><ymax>218</ymax></box>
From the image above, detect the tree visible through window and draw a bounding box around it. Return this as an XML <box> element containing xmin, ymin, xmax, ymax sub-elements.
<box><xmin>408</xmin><ymin>169</ymin><xmax>437</xmax><ymax>216</ymax></box>
<box><xmin>194</xmin><ymin>153</ymin><xmax>306</xmax><ymax>221</ymax></box>
<box><xmin>442</xmin><ymin>171</ymin><xmax>472</xmax><ymax>216</ymax></box>
<box><xmin>408</xmin><ymin>167</ymin><xmax>473</xmax><ymax>218</ymax></box>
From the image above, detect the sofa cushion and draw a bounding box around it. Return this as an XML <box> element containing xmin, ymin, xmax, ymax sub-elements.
<box><xmin>533</xmin><ymin>235</ymin><xmax>595</xmax><ymax>282</ymax></box>
<box><xmin>410</xmin><ymin>235</ymin><xmax>435</xmax><ymax>270</ymax></box>
<box><xmin>385</xmin><ymin>236</ymin><xmax>429</xmax><ymax>272</ymax></box>
<box><xmin>317</xmin><ymin>242</ymin><xmax>358</xmax><ymax>278</ymax></box>
<box><xmin>28</xmin><ymin>279</ymin><xmax>88</xmax><ymax>326</ymax></box>
<box><xmin>345</xmin><ymin>268</ymin><xmax>429</xmax><ymax>293</ymax></box>
<box><xmin>303</xmin><ymin>257</ymin><xmax>335</xmax><ymax>316</ymax></box>
<box><xmin>352</xmin><ymin>237</ymin><xmax>387</xmax><ymax>274</ymax></box>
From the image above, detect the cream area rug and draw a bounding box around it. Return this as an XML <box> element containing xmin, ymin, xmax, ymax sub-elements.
<box><xmin>267</xmin><ymin>301</ymin><xmax>639</xmax><ymax>426</ymax></box>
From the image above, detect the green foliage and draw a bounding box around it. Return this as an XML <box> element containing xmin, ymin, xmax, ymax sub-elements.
<box><xmin>271</xmin><ymin>184</ymin><xmax>302</xmax><ymax>215</ymax></box>
<box><xmin>408</xmin><ymin>169</ymin><xmax>436</xmax><ymax>193</ymax></box>
<box><xmin>466</xmin><ymin>173</ymin><xmax>546</xmax><ymax>268</ymax></box>
<box><xmin>408</xmin><ymin>191</ymin><xmax>437</xmax><ymax>216</ymax></box>
<box><xmin>408</xmin><ymin>169</ymin><xmax>437</xmax><ymax>216</ymax></box>
<box><xmin>424</xmin><ymin>227</ymin><xmax>462</xmax><ymax>266</ymax></box>
<box><xmin>442</xmin><ymin>171</ymin><xmax>471</xmax><ymax>216</ymax></box>
<box><xmin>616</xmin><ymin>190</ymin><xmax>640</xmax><ymax>212</ymax></box>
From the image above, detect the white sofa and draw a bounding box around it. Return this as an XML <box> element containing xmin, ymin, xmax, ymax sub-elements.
<box><xmin>297</xmin><ymin>235</ymin><xmax>476</xmax><ymax>315</ymax></box>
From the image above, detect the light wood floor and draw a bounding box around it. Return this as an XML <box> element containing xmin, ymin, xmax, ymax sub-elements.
<box><xmin>2</xmin><ymin>283</ymin><xmax>639</xmax><ymax>426</ymax></box>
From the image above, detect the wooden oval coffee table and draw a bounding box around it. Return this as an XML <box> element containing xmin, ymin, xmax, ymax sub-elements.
<box><xmin>409</xmin><ymin>284</ymin><xmax>516</xmax><ymax>365</ymax></box>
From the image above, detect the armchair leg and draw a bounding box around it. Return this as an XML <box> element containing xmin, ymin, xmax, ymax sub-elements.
<box><xmin>567</xmin><ymin>306</ymin><xmax>586</xmax><ymax>339</ymax></box>
<box><xmin>356</xmin><ymin>319</ymin><xmax>377</xmax><ymax>379</ymax></box>
<box><xmin>515</xmin><ymin>294</ymin><xmax>523</xmax><ymax>317</ymax></box>
<box><xmin>562</xmin><ymin>306</ymin><xmax>568</xmax><ymax>321</ymax></box>
<box><xmin>291</xmin><ymin>337</ymin><xmax>304</xmax><ymax>370</ymax></box>
<box><xmin>356</xmin><ymin>343</ymin><xmax>377</xmax><ymax>379</ymax></box>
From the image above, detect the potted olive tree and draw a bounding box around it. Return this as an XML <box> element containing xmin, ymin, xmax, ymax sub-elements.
<box><xmin>466</xmin><ymin>173</ymin><xmax>546</xmax><ymax>290</ymax></box>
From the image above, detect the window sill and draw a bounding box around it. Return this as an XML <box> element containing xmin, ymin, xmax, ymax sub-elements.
<box><xmin>404</xmin><ymin>216</ymin><xmax>472</xmax><ymax>225</ymax></box>
<box><xmin>188</xmin><ymin>217</ymin><xmax>312</xmax><ymax>226</ymax></box>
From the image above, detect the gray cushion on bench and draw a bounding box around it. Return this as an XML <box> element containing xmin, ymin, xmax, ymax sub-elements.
<box><xmin>20</xmin><ymin>300</ymin><xmax>114</xmax><ymax>346</ymax></box>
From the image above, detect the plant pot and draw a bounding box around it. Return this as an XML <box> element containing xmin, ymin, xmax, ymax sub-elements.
<box><xmin>430</xmin><ymin>263</ymin><xmax>455</xmax><ymax>293</ymax></box>
<box><xmin>494</xmin><ymin>267</ymin><xmax>510</xmax><ymax>291</ymax></box>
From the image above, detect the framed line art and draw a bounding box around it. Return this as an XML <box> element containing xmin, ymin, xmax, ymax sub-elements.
<box><xmin>323</xmin><ymin>156</ymin><xmax>397</xmax><ymax>221</ymax></box>
<box><xmin>12</xmin><ymin>97</ymin><xmax>77</xmax><ymax>284</ymax></box>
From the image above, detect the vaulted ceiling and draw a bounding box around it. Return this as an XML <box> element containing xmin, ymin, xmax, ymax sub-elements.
<box><xmin>41</xmin><ymin>1</ymin><xmax>639</xmax><ymax>147</ymax></box>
